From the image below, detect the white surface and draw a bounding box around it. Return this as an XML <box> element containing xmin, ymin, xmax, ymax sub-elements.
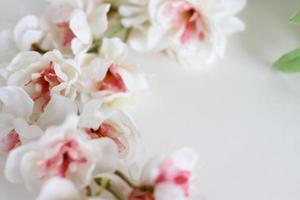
<box><xmin>1</xmin><ymin>0</ymin><xmax>300</xmax><ymax>200</ymax></box>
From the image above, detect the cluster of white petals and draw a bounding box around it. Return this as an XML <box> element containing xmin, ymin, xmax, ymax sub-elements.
<box><xmin>120</xmin><ymin>0</ymin><xmax>246</xmax><ymax>67</ymax></box>
<box><xmin>0</xmin><ymin>0</ymin><xmax>246</xmax><ymax>199</ymax></box>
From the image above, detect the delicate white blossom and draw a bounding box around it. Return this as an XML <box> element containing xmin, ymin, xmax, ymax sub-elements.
<box><xmin>5</xmin><ymin>115</ymin><xmax>118</xmax><ymax>191</ymax></box>
<box><xmin>129</xmin><ymin>148</ymin><xmax>198</xmax><ymax>200</ymax></box>
<box><xmin>79</xmin><ymin>99</ymin><xmax>139</xmax><ymax>158</ymax></box>
<box><xmin>76</xmin><ymin>38</ymin><xmax>147</xmax><ymax>107</ymax></box>
<box><xmin>0</xmin><ymin>15</ymin><xmax>44</xmax><ymax>68</ymax></box>
<box><xmin>43</xmin><ymin>0</ymin><xmax>110</xmax><ymax>55</ymax></box>
<box><xmin>0</xmin><ymin>86</ymin><xmax>77</xmax><ymax>155</ymax></box>
<box><xmin>120</xmin><ymin>0</ymin><xmax>246</xmax><ymax>66</ymax></box>
<box><xmin>5</xmin><ymin>50</ymin><xmax>80</xmax><ymax>114</ymax></box>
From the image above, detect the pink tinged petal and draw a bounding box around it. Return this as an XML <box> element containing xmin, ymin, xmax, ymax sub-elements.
<box><xmin>98</xmin><ymin>65</ymin><xmax>127</xmax><ymax>92</ymax></box>
<box><xmin>180</xmin><ymin>19</ymin><xmax>197</xmax><ymax>43</ymax></box>
<box><xmin>0</xmin><ymin>129</ymin><xmax>21</xmax><ymax>153</ymax></box>
<box><xmin>86</xmin><ymin>123</ymin><xmax>127</xmax><ymax>154</ymax></box>
<box><xmin>57</xmin><ymin>22</ymin><xmax>76</xmax><ymax>47</ymax></box>
<box><xmin>40</xmin><ymin>139</ymin><xmax>87</xmax><ymax>178</ymax></box>
<box><xmin>24</xmin><ymin>61</ymin><xmax>62</xmax><ymax>111</ymax></box>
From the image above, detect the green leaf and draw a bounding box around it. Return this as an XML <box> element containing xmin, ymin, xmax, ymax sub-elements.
<box><xmin>274</xmin><ymin>47</ymin><xmax>300</xmax><ymax>72</ymax></box>
<box><xmin>290</xmin><ymin>11</ymin><xmax>300</xmax><ymax>24</ymax></box>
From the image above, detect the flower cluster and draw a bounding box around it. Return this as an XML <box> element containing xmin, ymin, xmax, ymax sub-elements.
<box><xmin>0</xmin><ymin>0</ymin><xmax>246</xmax><ymax>199</ymax></box>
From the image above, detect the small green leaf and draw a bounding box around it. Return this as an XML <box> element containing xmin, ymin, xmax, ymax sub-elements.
<box><xmin>274</xmin><ymin>47</ymin><xmax>300</xmax><ymax>72</ymax></box>
<box><xmin>290</xmin><ymin>11</ymin><xmax>300</xmax><ymax>24</ymax></box>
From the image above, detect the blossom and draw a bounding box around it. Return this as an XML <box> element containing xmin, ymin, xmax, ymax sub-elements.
<box><xmin>0</xmin><ymin>15</ymin><xmax>44</xmax><ymax>68</ymax></box>
<box><xmin>5</xmin><ymin>50</ymin><xmax>80</xmax><ymax>114</ymax></box>
<box><xmin>5</xmin><ymin>115</ymin><xmax>118</xmax><ymax>191</ymax></box>
<box><xmin>76</xmin><ymin>38</ymin><xmax>147</xmax><ymax>107</ymax></box>
<box><xmin>0</xmin><ymin>86</ymin><xmax>39</xmax><ymax>154</ymax></box>
<box><xmin>121</xmin><ymin>0</ymin><xmax>246</xmax><ymax>66</ymax></box>
<box><xmin>0</xmin><ymin>86</ymin><xmax>77</xmax><ymax>155</ymax></box>
<box><xmin>43</xmin><ymin>0</ymin><xmax>110</xmax><ymax>55</ymax></box>
<box><xmin>130</xmin><ymin>148</ymin><xmax>198</xmax><ymax>200</ymax></box>
<box><xmin>79</xmin><ymin>99</ymin><xmax>139</xmax><ymax>158</ymax></box>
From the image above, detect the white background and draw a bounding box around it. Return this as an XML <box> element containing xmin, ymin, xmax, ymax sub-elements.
<box><xmin>0</xmin><ymin>0</ymin><xmax>300</xmax><ymax>200</ymax></box>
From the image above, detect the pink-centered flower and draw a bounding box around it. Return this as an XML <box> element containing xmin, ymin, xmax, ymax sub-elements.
<box><xmin>4</xmin><ymin>115</ymin><xmax>118</xmax><ymax>191</ymax></box>
<box><xmin>79</xmin><ymin>99</ymin><xmax>139</xmax><ymax>158</ymax></box>
<box><xmin>139</xmin><ymin>148</ymin><xmax>198</xmax><ymax>200</ymax></box>
<box><xmin>6</xmin><ymin>50</ymin><xmax>80</xmax><ymax>115</ymax></box>
<box><xmin>43</xmin><ymin>0</ymin><xmax>110</xmax><ymax>55</ymax></box>
<box><xmin>168</xmin><ymin>0</ymin><xmax>209</xmax><ymax>44</ymax></box>
<box><xmin>121</xmin><ymin>0</ymin><xmax>246</xmax><ymax>66</ymax></box>
<box><xmin>76</xmin><ymin>38</ymin><xmax>147</xmax><ymax>107</ymax></box>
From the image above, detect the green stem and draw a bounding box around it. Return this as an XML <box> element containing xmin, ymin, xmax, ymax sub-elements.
<box><xmin>114</xmin><ymin>170</ymin><xmax>139</xmax><ymax>189</ymax></box>
<box><xmin>94</xmin><ymin>177</ymin><xmax>126</xmax><ymax>200</ymax></box>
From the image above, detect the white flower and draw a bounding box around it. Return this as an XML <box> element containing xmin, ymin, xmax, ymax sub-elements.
<box><xmin>122</xmin><ymin>0</ymin><xmax>246</xmax><ymax>66</ymax></box>
<box><xmin>5</xmin><ymin>115</ymin><xmax>118</xmax><ymax>191</ymax></box>
<box><xmin>79</xmin><ymin>99</ymin><xmax>139</xmax><ymax>158</ymax></box>
<box><xmin>0</xmin><ymin>86</ymin><xmax>77</xmax><ymax>154</ymax></box>
<box><xmin>43</xmin><ymin>0</ymin><xmax>110</xmax><ymax>55</ymax></box>
<box><xmin>5</xmin><ymin>50</ymin><xmax>80</xmax><ymax>114</ymax></box>
<box><xmin>76</xmin><ymin>38</ymin><xmax>147</xmax><ymax>107</ymax></box>
<box><xmin>129</xmin><ymin>148</ymin><xmax>198</xmax><ymax>200</ymax></box>
<box><xmin>0</xmin><ymin>86</ymin><xmax>39</xmax><ymax>154</ymax></box>
<box><xmin>0</xmin><ymin>15</ymin><xmax>44</xmax><ymax>68</ymax></box>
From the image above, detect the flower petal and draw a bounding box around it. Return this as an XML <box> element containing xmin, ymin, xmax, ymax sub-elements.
<box><xmin>37</xmin><ymin>177</ymin><xmax>81</xmax><ymax>200</ymax></box>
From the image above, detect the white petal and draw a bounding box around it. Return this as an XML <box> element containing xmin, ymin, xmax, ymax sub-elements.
<box><xmin>37</xmin><ymin>177</ymin><xmax>81</xmax><ymax>200</ymax></box>
<box><xmin>6</xmin><ymin>51</ymin><xmax>41</xmax><ymax>72</ymax></box>
<box><xmin>155</xmin><ymin>183</ymin><xmax>186</xmax><ymax>200</ymax></box>
<box><xmin>37</xmin><ymin>95</ymin><xmax>78</xmax><ymax>130</ymax></box>
<box><xmin>70</xmin><ymin>9</ymin><xmax>92</xmax><ymax>44</ymax></box>
<box><xmin>91</xmin><ymin>138</ymin><xmax>118</xmax><ymax>173</ymax></box>
<box><xmin>89</xmin><ymin>4</ymin><xmax>110</xmax><ymax>37</ymax></box>
<box><xmin>0</xmin><ymin>30</ymin><xmax>18</xmax><ymax>62</ymax></box>
<box><xmin>100</xmin><ymin>38</ymin><xmax>128</xmax><ymax>62</ymax></box>
<box><xmin>20</xmin><ymin>30</ymin><xmax>43</xmax><ymax>50</ymax></box>
<box><xmin>4</xmin><ymin>143</ymin><xmax>34</xmax><ymax>183</ymax></box>
<box><xmin>0</xmin><ymin>86</ymin><xmax>33</xmax><ymax>118</ymax></box>
<box><xmin>171</xmin><ymin>148</ymin><xmax>198</xmax><ymax>171</ymax></box>
<box><xmin>13</xmin><ymin>118</ymin><xmax>43</xmax><ymax>139</ymax></box>
<box><xmin>14</xmin><ymin>15</ymin><xmax>41</xmax><ymax>50</ymax></box>
<box><xmin>79</xmin><ymin>99</ymin><xmax>105</xmax><ymax>129</ymax></box>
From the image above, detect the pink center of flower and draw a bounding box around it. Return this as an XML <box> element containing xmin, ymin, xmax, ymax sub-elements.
<box><xmin>41</xmin><ymin>139</ymin><xmax>87</xmax><ymax>178</ymax></box>
<box><xmin>0</xmin><ymin>129</ymin><xmax>21</xmax><ymax>153</ymax></box>
<box><xmin>57</xmin><ymin>22</ymin><xmax>76</xmax><ymax>46</ymax></box>
<box><xmin>129</xmin><ymin>190</ymin><xmax>154</xmax><ymax>200</ymax></box>
<box><xmin>155</xmin><ymin>161</ymin><xmax>191</xmax><ymax>196</ymax></box>
<box><xmin>170</xmin><ymin>1</ymin><xmax>209</xmax><ymax>43</ymax></box>
<box><xmin>85</xmin><ymin>123</ymin><xmax>126</xmax><ymax>153</ymax></box>
<box><xmin>98</xmin><ymin>65</ymin><xmax>127</xmax><ymax>93</ymax></box>
<box><xmin>25</xmin><ymin>61</ymin><xmax>61</xmax><ymax>111</ymax></box>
